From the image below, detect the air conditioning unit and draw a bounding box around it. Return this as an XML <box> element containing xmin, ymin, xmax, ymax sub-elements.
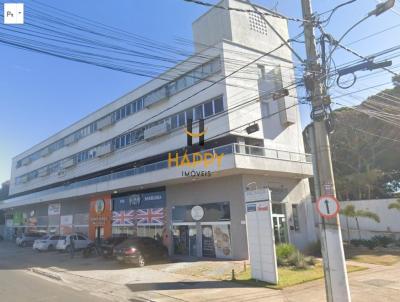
<box><xmin>21</xmin><ymin>157</ymin><xmax>31</xmax><ymax>166</ymax></box>
<box><xmin>38</xmin><ymin>167</ymin><xmax>49</xmax><ymax>177</ymax></box>
<box><xmin>143</xmin><ymin>86</ymin><xmax>168</xmax><ymax>108</ymax></box>
<box><xmin>144</xmin><ymin>122</ymin><xmax>170</xmax><ymax>141</ymax></box>
<box><xmin>96</xmin><ymin>143</ymin><xmax>113</xmax><ymax>157</ymax></box>
<box><xmin>97</xmin><ymin>115</ymin><xmax>113</xmax><ymax>130</ymax></box>
<box><xmin>61</xmin><ymin>158</ymin><xmax>75</xmax><ymax>169</ymax></box>
<box><xmin>64</xmin><ymin>134</ymin><xmax>77</xmax><ymax>146</ymax></box>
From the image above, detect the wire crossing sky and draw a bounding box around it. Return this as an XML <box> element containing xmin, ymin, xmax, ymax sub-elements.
<box><xmin>0</xmin><ymin>0</ymin><xmax>399</xmax><ymax>184</ymax></box>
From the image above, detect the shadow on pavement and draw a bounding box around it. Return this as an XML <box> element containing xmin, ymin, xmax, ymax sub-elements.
<box><xmin>126</xmin><ymin>280</ymin><xmax>247</xmax><ymax>292</ymax></box>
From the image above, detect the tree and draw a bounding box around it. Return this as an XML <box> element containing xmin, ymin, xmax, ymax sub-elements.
<box><xmin>340</xmin><ymin>204</ymin><xmax>380</xmax><ymax>241</ymax></box>
<box><xmin>388</xmin><ymin>199</ymin><xmax>400</xmax><ymax>211</ymax></box>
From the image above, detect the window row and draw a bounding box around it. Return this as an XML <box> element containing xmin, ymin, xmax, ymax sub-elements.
<box><xmin>15</xmin><ymin>95</ymin><xmax>224</xmax><ymax>185</ymax></box>
<box><xmin>16</xmin><ymin>57</ymin><xmax>221</xmax><ymax>169</ymax></box>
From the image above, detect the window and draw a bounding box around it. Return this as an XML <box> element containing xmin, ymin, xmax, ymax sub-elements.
<box><xmin>186</xmin><ymin>109</ymin><xmax>193</xmax><ymax>123</ymax></box>
<box><xmin>171</xmin><ymin>115</ymin><xmax>178</xmax><ymax>129</ymax></box>
<box><xmin>257</xmin><ymin>64</ymin><xmax>266</xmax><ymax>79</ymax></box>
<box><xmin>178</xmin><ymin>112</ymin><xmax>186</xmax><ymax>127</ymax></box>
<box><xmin>292</xmin><ymin>204</ymin><xmax>300</xmax><ymax>231</ymax></box>
<box><xmin>126</xmin><ymin>133</ymin><xmax>131</xmax><ymax>145</ymax></box>
<box><xmin>176</xmin><ymin>77</ymin><xmax>186</xmax><ymax>91</ymax></box>
<box><xmin>194</xmin><ymin>105</ymin><xmax>203</xmax><ymax>120</ymax></box>
<box><xmin>137</xmin><ymin>99</ymin><xmax>143</xmax><ymax>111</ymax></box>
<box><xmin>214</xmin><ymin>97</ymin><xmax>223</xmax><ymax>113</ymax></box>
<box><xmin>120</xmin><ymin>135</ymin><xmax>126</xmax><ymax>148</ymax></box>
<box><xmin>126</xmin><ymin>104</ymin><xmax>131</xmax><ymax>115</ymax></box>
<box><xmin>204</xmin><ymin>101</ymin><xmax>213</xmax><ymax>117</ymax></box>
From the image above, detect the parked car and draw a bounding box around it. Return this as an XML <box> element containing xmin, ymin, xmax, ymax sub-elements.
<box><xmin>56</xmin><ymin>234</ymin><xmax>92</xmax><ymax>252</ymax></box>
<box><xmin>100</xmin><ymin>235</ymin><xmax>128</xmax><ymax>258</ymax></box>
<box><xmin>113</xmin><ymin>237</ymin><xmax>168</xmax><ymax>267</ymax></box>
<box><xmin>16</xmin><ymin>233</ymin><xmax>44</xmax><ymax>247</ymax></box>
<box><xmin>33</xmin><ymin>235</ymin><xmax>62</xmax><ymax>251</ymax></box>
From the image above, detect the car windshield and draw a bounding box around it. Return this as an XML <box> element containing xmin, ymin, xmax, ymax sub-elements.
<box><xmin>41</xmin><ymin>236</ymin><xmax>49</xmax><ymax>240</ymax></box>
<box><xmin>58</xmin><ymin>236</ymin><xmax>66</xmax><ymax>240</ymax></box>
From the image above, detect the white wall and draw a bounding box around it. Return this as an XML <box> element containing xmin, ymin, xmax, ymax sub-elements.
<box><xmin>339</xmin><ymin>199</ymin><xmax>400</xmax><ymax>241</ymax></box>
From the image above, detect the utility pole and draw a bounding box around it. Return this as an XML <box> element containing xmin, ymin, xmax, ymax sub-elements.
<box><xmin>300</xmin><ymin>0</ymin><xmax>351</xmax><ymax>301</ymax></box>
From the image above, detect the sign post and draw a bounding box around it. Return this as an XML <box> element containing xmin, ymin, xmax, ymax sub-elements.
<box><xmin>244</xmin><ymin>188</ymin><xmax>278</xmax><ymax>284</ymax></box>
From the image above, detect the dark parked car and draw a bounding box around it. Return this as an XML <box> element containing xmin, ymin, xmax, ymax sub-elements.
<box><xmin>100</xmin><ymin>235</ymin><xmax>128</xmax><ymax>258</ymax></box>
<box><xmin>16</xmin><ymin>233</ymin><xmax>44</xmax><ymax>247</ymax></box>
<box><xmin>113</xmin><ymin>237</ymin><xmax>168</xmax><ymax>266</ymax></box>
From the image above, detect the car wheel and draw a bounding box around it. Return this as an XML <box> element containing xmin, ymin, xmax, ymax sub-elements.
<box><xmin>137</xmin><ymin>254</ymin><xmax>145</xmax><ymax>267</ymax></box>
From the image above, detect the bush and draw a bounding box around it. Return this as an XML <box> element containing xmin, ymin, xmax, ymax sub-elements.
<box><xmin>304</xmin><ymin>240</ymin><xmax>322</xmax><ymax>257</ymax></box>
<box><xmin>276</xmin><ymin>244</ymin><xmax>297</xmax><ymax>266</ymax></box>
<box><xmin>371</xmin><ymin>235</ymin><xmax>393</xmax><ymax>248</ymax></box>
<box><xmin>363</xmin><ymin>240</ymin><xmax>378</xmax><ymax>250</ymax></box>
<box><xmin>350</xmin><ymin>239</ymin><xmax>363</xmax><ymax>247</ymax></box>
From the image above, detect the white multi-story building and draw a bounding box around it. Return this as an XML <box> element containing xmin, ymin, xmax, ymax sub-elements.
<box><xmin>1</xmin><ymin>0</ymin><xmax>316</xmax><ymax>259</ymax></box>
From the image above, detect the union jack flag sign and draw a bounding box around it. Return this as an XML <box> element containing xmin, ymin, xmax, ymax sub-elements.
<box><xmin>136</xmin><ymin>208</ymin><xmax>165</xmax><ymax>225</ymax></box>
<box><xmin>112</xmin><ymin>210</ymin><xmax>136</xmax><ymax>226</ymax></box>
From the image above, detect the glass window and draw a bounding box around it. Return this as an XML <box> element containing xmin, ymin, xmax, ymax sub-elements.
<box><xmin>126</xmin><ymin>133</ymin><xmax>131</xmax><ymax>145</ymax></box>
<box><xmin>168</xmin><ymin>82</ymin><xmax>178</xmax><ymax>96</ymax></box>
<box><xmin>176</xmin><ymin>77</ymin><xmax>186</xmax><ymax>91</ymax></box>
<box><xmin>121</xmin><ymin>107</ymin><xmax>126</xmax><ymax>119</ymax></box>
<box><xmin>171</xmin><ymin>115</ymin><xmax>178</xmax><ymax>129</ymax></box>
<box><xmin>214</xmin><ymin>97</ymin><xmax>224</xmax><ymax>113</ymax></box>
<box><xmin>202</xmin><ymin>62</ymin><xmax>212</xmax><ymax>76</ymax></box>
<box><xmin>126</xmin><ymin>104</ymin><xmax>131</xmax><ymax>115</ymax></box>
<box><xmin>120</xmin><ymin>135</ymin><xmax>126</xmax><ymax>148</ymax></box>
<box><xmin>185</xmin><ymin>72</ymin><xmax>195</xmax><ymax>87</ymax></box>
<box><xmin>186</xmin><ymin>109</ymin><xmax>193</xmax><ymax>123</ymax></box>
<box><xmin>178</xmin><ymin>112</ymin><xmax>186</xmax><ymax>126</ymax></box>
<box><xmin>137</xmin><ymin>99</ymin><xmax>143</xmax><ymax>111</ymax></box>
<box><xmin>115</xmin><ymin>137</ymin><xmax>120</xmax><ymax>149</ymax></box>
<box><xmin>204</xmin><ymin>101</ymin><xmax>213</xmax><ymax>117</ymax></box>
<box><xmin>194</xmin><ymin>105</ymin><xmax>203</xmax><ymax>120</ymax></box>
<box><xmin>131</xmin><ymin>102</ymin><xmax>137</xmax><ymax>113</ymax></box>
<box><xmin>292</xmin><ymin>204</ymin><xmax>300</xmax><ymax>231</ymax></box>
<box><xmin>115</xmin><ymin>110</ymin><xmax>121</xmax><ymax>121</ymax></box>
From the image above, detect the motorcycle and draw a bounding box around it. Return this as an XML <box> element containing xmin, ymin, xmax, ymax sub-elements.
<box><xmin>82</xmin><ymin>242</ymin><xmax>103</xmax><ymax>258</ymax></box>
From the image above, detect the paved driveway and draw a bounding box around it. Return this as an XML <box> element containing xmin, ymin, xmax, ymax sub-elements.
<box><xmin>1</xmin><ymin>241</ymin><xmax>400</xmax><ymax>301</ymax></box>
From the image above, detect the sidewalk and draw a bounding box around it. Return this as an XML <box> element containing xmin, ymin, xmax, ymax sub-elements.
<box><xmin>1</xmin><ymin>241</ymin><xmax>399</xmax><ymax>302</ymax></box>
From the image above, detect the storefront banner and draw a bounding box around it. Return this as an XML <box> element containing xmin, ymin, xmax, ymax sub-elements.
<box><xmin>113</xmin><ymin>191</ymin><xmax>166</xmax><ymax>211</ymax></box>
<box><xmin>112</xmin><ymin>210</ymin><xmax>136</xmax><ymax>226</ymax></box>
<box><xmin>48</xmin><ymin>203</ymin><xmax>61</xmax><ymax>216</ymax></box>
<box><xmin>136</xmin><ymin>208</ymin><xmax>164</xmax><ymax>225</ymax></box>
<box><xmin>12</xmin><ymin>212</ymin><xmax>23</xmax><ymax>226</ymax></box>
<box><xmin>60</xmin><ymin>215</ymin><xmax>73</xmax><ymax>225</ymax></box>
<box><xmin>60</xmin><ymin>215</ymin><xmax>73</xmax><ymax>235</ymax></box>
<box><xmin>212</xmin><ymin>224</ymin><xmax>232</xmax><ymax>259</ymax></box>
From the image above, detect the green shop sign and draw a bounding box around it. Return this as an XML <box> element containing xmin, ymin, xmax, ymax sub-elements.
<box><xmin>13</xmin><ymin>212</ymin><xmax>23</xmax><ymax>226</ymax></box>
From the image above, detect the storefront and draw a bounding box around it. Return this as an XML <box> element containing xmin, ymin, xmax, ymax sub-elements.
<box><xmin>171</xmin><ymin>201</ymin><xmax>232</xmax><ymax>259</ymax></box>
<box><xmin>88</xmin><ymin>194</ymin><xmax>112</xmax><ymax>240</ymax></box>
<box><xmin>111</xmin><ymin>189</ymin><xmax>167</xmax><ymax>241</ymax></box>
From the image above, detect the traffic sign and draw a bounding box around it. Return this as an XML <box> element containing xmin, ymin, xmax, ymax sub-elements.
<box><xmin>316</xmin><ymin>195</ymin><xmax>340</xmax><ymax>219</ymax></box>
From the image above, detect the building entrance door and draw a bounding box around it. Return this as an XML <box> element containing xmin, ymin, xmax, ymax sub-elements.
<box><xmin>272</xmin><ymin>215</ymin><xmax>288</xmax><ymax>244</ymax></box>
<box><xmin>172</xmin><ymin>224</ymin><xmax>196</xmax><ymax>256</ymax></box>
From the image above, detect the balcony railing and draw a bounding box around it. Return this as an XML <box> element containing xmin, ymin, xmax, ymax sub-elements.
<box><xmin>4</xmin><ymin>144</ymin><xmax>311</xmax><ymax>204</ymax></box>
<box><xmin>233</xmin><ymin>144</ymin><xmax>312</xmax><ymax>163</ymax></box>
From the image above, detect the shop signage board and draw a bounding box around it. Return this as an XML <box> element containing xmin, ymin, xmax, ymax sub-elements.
<box><xmin>245</xmin><ymin>188</ymin><xmax>278</xmax><ymax>284</ymax></box>
<box><xmin>48</xmin><ymin>203</ymin><xmax>61</xmax><ymax>216</ymax></box>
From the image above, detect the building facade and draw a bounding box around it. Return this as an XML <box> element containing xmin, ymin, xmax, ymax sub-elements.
<box><xmin>1</xmin><ymin>0</ymin><xmax>316</xmax><ymax>259</ymax></box>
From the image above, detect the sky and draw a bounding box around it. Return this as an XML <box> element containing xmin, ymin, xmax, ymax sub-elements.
<box><xmin>0</xmin><ymin>0</ymin><xmax>399</xmax><ymax>184</ymax></box>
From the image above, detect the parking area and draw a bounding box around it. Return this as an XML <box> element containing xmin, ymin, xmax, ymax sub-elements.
<box><xmin>2</xmin><ymin>241</ymin><xmax>400</xmax><ymax>302</ymax></box>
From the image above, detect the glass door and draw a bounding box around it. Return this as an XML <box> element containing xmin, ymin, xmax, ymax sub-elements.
<box><xmin>272</xmin><ymin>215</ymin><xmax>288</xmax><ymax>244</ymax></box>
<box><xmin>173</xmin><ymin>224</ymin><xmax>196</xmax><ymax>256</ymax></box>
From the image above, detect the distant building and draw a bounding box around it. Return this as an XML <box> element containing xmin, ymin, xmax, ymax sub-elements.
<box><xmin>0</xmin><ymin>180</ymin><xmax>10</xmax><ymax>201</ymax></box>
<box><xmin>0</xmin><ymin>0</ymin><xmax>316</xmax><ymax>258</ymax></box>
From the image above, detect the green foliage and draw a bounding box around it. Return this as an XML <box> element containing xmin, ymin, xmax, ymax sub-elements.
<box><xmin>276</xmin><ymin>244</ymin><xmax>315</xmax><ymax>268</ymax></box>
<box><xmin>388</xmin><ymin>199</ymin><xmax>400</xmax><ymax>211</ymax></box>
<box><xmin>371</xmin><ymin>235</ymin><xmax>394</xmax><ymax>248</ymax></box>
<box><xmin>310</xmin><ymin>87</ymin><xmax>400</xmax><ymax>201</ymax></box>
<box><xmin>303</xmin><ymin>240</ymin><xmax>322</xmax><ymax>257</ymax></box>
<box><xmin>276</xmin><ymin>244</ymin><xmax>297</xmax><ymax>266</ymax></box>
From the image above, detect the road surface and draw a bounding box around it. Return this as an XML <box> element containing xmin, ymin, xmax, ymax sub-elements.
<box><xmin>0</xmin><ymin>268</ymin><xmax>111</xmax><ymax>302</ymax></box>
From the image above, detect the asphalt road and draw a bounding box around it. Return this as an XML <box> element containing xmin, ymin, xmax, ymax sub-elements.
<box><xmin>0</xmin><ymin>268</ymin><xmax>111</xmax><ymax>302</ymax></box>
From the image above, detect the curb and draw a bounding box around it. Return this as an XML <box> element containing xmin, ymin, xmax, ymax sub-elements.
<box><xmin>29</xmin><ymin>267</ymin><xmax>63</xmax><ymax>281</ymax></box>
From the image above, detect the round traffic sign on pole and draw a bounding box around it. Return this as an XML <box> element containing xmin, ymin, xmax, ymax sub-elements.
<box><xmin>316</xmin><ymin>195</ymin><xmax>340</xmax><ymax>219</ymax></box>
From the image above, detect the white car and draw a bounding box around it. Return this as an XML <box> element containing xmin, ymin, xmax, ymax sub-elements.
<box><xmin>33</xmin><ymin>235</ymin><xmax>62</xmax><ymax>251</ymax></box>
<box><xmin>56</xmin><ymin>234</ymin><xmax>92</xmax><ymax>252</ymax></box>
